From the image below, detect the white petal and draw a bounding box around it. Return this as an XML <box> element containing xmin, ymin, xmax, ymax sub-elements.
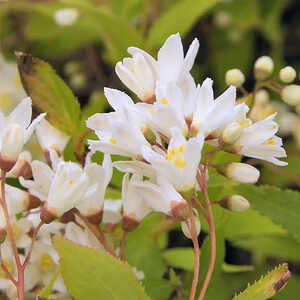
<box><xmin>104</xmin><ymin>88</ymin><xmax>134</xmax><ymax>112</ymax></box>
<box><xmin>8</xmin><ymin>97</ymin><xmax>32</xmax><ymax>129</ymax></box>
<box><xmin>184</xmin><ymin>38</ymin><xmax>199</xmax><ymax>72</ymax></box>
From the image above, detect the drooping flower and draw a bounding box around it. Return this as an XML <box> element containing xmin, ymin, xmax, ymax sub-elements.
<box><xmin>116</xmin><ymin>33</ymin><xmax>199</xmax><ymax>103</ymax></box>
<box><xmin>0</xmin><ymin>98</ymin><xmax>45</xmax><ymax>171</ymax></box>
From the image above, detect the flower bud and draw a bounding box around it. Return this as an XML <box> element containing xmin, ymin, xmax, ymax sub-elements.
<box><xmin>281</xmin><ymin>85</ymin><xmax>300</xmax><ymax>106</ymax></box>
<box><xmin>254</xmin><ymin>89</ymin><xmax>269</xmax><ymax>105</ymax></box>
<box><xmin>180</xmin><ymin>209</ymin><xmax>201</xmax><ymax>239</ymax></box>
<box><xmin>54</xmin><ymin>8</ymin><xmax>79</xmax><ymax>26</ymax></box>
<box><xmin>217</xmin><ymin>162</ymin><xmax>260</xmax><ymax>184</ymax></box>
<box><xmin>279</xmin><ymin>66</ymin><xmax>296</xmax><ymax>83</ymax></box>
<box><xmin>220</xmin><ymin>122</ymin><xmax>243</xmax><ymax>145</ymax></box>
<box><xmin>254</xmin><ymin>56</ymin><xmax>274</xmax><ymax>80</ymax></box>
<box><xmin>225</xmin><ymin>69</ymin><xmax>245</xmax><ymax>87</ymax></box>
<box><xmin>219</xmin><ymin>195</ymin><xmax>250</xmax><ymax>212</ymax></box>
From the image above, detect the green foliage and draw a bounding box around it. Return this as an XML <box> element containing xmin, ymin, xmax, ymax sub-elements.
<box><xmin>163</xmin><ymin>248</ymin><xmax>194</xmax><ymax>271</ymax></box>
<box><xmin>52</xmin><ymin>235</ymin><xmax>151</xmax><ymax>300</ymax></box>
<box><xmin>38</xmin><ymin>266</ymin><xmax>61</xmax><ymax>298</ymax></box>
<box><xmin>147</xmin><ymin>0</ymin><xmax>219</xmax><ymax>47</ymax></box>
<box><xmin>232</xmin><ymin>185</ymin><xmax>300</xmax><ymax>242</ymax></box>
<box><xmin>233</xmin><ymin>264</ymin><xmax>290</xmax><ymax>300</ymax></box>
<box><xmin>16</xmin><ymin>53</ymin><xmax>80</xmax><ymax>136</ymax></box>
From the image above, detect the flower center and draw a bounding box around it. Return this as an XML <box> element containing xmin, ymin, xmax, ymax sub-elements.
<box><xmin>164</xmin><ymin>145</ymin><xmax>186</xmax><ymax>168</ymax></box>
<box><xmin>160</xmin><ymin>97</ymin><xmax>168</xmax><ymax>104</ymax></box>
<box><xmin>109</xmin><ymin>137</ymin><xmax>116</xmax><ymax>144</ymax></box>
<box><xmin>267</xmin><ymin>137</ymin><xmax>275</xmax><ymax>145</ymax></box>
<box><xmin>39</xmin><ymin>253</ymin><xmax>55</xmax><ymax>273</ymax></box>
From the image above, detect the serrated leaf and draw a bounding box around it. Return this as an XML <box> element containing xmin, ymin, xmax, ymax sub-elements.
<box><xmin>233</xmin><ymin>264</ymin><xmax>290</xmax><ymax>300</ymax></box>
<box><xmin>232</xmin><ymin>185</ymin><xmax>300</xmax><ymax>242</ymax></box>
<box><xmin>163</xmin><ymin>248</ymin><xmax>194</xmax><ymax>271</ymax></box>
<box><xmin>52</xmin><ymin>235</ymin><xmax>151</xmax><ymax>300</ymax></box>
<box><xmin>16</xmin><ymin>53</ymin><xmax>80</xmax><ymax>135</ymax></box>
<box><xmin>147</xmin><ymin>0</ymin><xmax>219</xmax><ymax>47</ymax></box>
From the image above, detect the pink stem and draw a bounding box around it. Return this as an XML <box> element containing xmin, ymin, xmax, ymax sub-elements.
<box><xmin>120</xmin><ymin>231</ymin><xmax>127</xmax><ymax>261</ymax></box>
<box><xmin>188</xmin><ymin>204</ymin><xmax>200</xmax><ymax>300</ymax></box>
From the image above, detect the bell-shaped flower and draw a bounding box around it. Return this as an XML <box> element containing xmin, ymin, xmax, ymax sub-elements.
<box><xmin>122</xmin><ymin>173</ymin><xmax>152</xmax><ymax>232</ymax></box>
<box><xmin>0</xmin><ymin>98</ymin><xmax>46</xmax><ymax>171</ymax></box>
<box><xmin>118</xmin><ymin>33</ymin><xmax>199</xmax><ymax>102</ymax></box>
<box><xmin>232</xmin><ymin>114</ymin><xmax>287</xmax><ymax>166</ymax></box>
<box><xmin>76</xmin><ymin>153</ymin><xmax>112</xmax><ymax>224</ymax></box>
<box><xmin>87</xmin><ymin>88</ymin><xmax>151</xmax><ymax>158</ymax></box>
<box><xmin>35</xmin><ymin>119</ymin><xmax>70</xmax><ymax>159</ymax></box>
<box><xmin>41</xmin><ymin>161</ymin><xmax>89</xmax><ymax>223</ymax></box>
<box><xmin>142</xmin><ymin>128</ymin><xmax>204</xmax><ymax>192</ymax></box>
<box><xmin>132</xmin><ymin>176</ymin><xmax>188</xmax><ymax>219</ymax></box>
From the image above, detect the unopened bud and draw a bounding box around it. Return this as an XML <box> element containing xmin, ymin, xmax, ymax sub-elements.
<box><xmin>2</xmin><ymin>124</ymin><xmax>24</xmax><ymax>161</ymax></box>
<box><xmin>281</xmin><ymin>85</ymin><xmax>300</xmax><ymax>106</ymax></box>
<box><xmin>225</xmin><ymin>69</ymin><xmax>245</xmax><ymax>87</ymax></box>
<box><xmin>219</xmin><ymin>195</ymin><xmax>250</xmax><ymax>212</ymax></box>
<box><xmin>54</xmin><ymin>8</ymin><xmax>79</xmax><ymax>26</ymax></box>
<box><xmin>254</xmin><ymin>56</ymin><xmax>274</xmax><ymax>80</ymax></box>
<box><xmin>217</xmin><ymin>162</ymin><xmax>260</xmax><ymax>184</ymax></box>
<box><xmin>221</xmin><ymin>122</ymin><xmax>243</xmax><ymax>145</ymax></box>
<box><xmin>254</xmin><ymin>89</ymin><xmax>269</xmax><ymax>105</ymax></box>
<box><xmin>279</xmin><ymin>66</ymin><xmax>296</xmax><ymax>83</ymax></box>
<box><xmin>180</xmin><ymin>209</ymin><xmax>201</xmax><ymax>239</ymax></box>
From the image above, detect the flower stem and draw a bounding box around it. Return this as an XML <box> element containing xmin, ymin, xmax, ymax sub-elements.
<box><xmin>1</xmin><ymin>170</ymin><xmax>25</xmax><ymax>299</ymax></box>
<box><xmin>188</xmin><ymin>204</ymin><xmax>200</xmax><ymax>300</ymax></box>
<box><xmin>197</xmin><ymin>169</ymin><xmax>216</xmax><ymax>300</ymax></box>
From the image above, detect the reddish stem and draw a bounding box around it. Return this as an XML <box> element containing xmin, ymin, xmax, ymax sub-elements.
<box><xmin>188</xmin><ymin>204</ymin><xmax>200</xmax><ymax>300</ymax></box>
<box><xmin>1</xmin><ymin>170</ymin><xmax>25</xmax><ymax>299</ymax></box>
<box><xmin>120</xmin><ymin>231</ymin><xmax>127</xmax><ymax>261</ymax></box>
<box><xmin>22</xmin><ymin>221</ymin><xmax>43</xmax><ymax>270</ymax></box>
<box><xmin>75</xmin><ymin>211</ymin><xmax>116</xmax><ymax>257</ymax></box>
<box><xmin>197</xmin><ymin>169</ymin><xmax>216</xmax><ymax>300</ymax></box>
<box><xmin>193</xmin><ymin>195</ymin><xmax>209</xmax><ymax>221</ymax></box>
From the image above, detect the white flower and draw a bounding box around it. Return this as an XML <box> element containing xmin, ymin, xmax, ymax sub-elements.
<box><xmin>6</xmin><ymin>151</ymin><xmax>32</xmax><ymax>178</ymax></box>
<box><xmin>122</xmin><ymin>173</ymin><xmax>152</xmax><ymax>231</ymax></box>
<box><xmin>142</xmin><ymin>128</ymin><xmax>204</xmax><ymax>192</ymax></box>
<box><xmin>233</xmin><ymin>114</ymin><xmax>287</xmax><ymax>166</ymax></box>
<box><xmin>0</xmin><ymin>98</ymin><xmax>45</xmax><ymax>170</ymax></box>
<box><xmin>116</xmin><ymin>33</ymin><xmax>199</xmax><ymax>102</ymax></box>
<box><xmin>132</xmin><ymin>176</ymin><xmax>188</xmax><ymax>219</ymax></box>
<box><xmin>113</xmin><ymin>160</ymin><xmax>156</xmax><ymax>179</ymax></box>
<box><xmin>102</xmin><ymin>200</ymin><xmax>122</xmax><ymax>225</ymax></box>
<box><xmin>76</xmin><ymin>154</ymin><xmax>112</xmax><ymax>224</ymax></box>
<box><xmin>87</xmin><ymin>88</ymin><xmax>151</xmax><ymax>158</ymax></box>
<box><xmin>35</xmin><ymin>119</ymin><xmax>70</xmax><ymax>156</ymax></box>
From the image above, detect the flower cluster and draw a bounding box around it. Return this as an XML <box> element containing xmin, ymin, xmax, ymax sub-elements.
<box><xmin>0</xmin><ymin>34</ymin><xmax>288</xmax><ymax>298</ymax></box>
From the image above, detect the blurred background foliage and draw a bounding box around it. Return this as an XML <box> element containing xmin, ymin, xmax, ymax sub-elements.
<box><xmin>0</xmin><ymin>0</ymin><xmax>300</xmax><ymax>299</ymax></box>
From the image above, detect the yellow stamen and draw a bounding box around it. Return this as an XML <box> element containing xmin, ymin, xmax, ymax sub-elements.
<box><xmin>109</xmin><ymin>137</ymin><xmax>116</xmax><ymax>144</ymax></box>
<box><xmin>240</xmin><ymin>121</ymin><xmax>248</xmax><ymax>128</ymax></box>
<box><xmin>173</xmin><ymin>157</ymin><xmax>185</xmax><ymax>168</ymax></box>
<box><xmin>169</xmin><ymin>148</ymin><xmax>176</xmax><ymax>155</ymax></box>
<box><xmin>149</xmin><ymin>107</ymin><xmax>153</xmax><ymax>114</ymax></box>
<box><xmin>178</xmin><ymin>145</ymin><xmax>185</xmax><ymax>153</ymax></box>
<box><xmin>160</xmin><ymin>97</ymin><xmax>168</xmax><ymax>104</ymax></box>
<box><xmin>267</xmin><ymin>137</ymin><xmax>275</xmax><ymax>145</ymax></box>
<box><xmin>130</xmin><ymin>67</ymin><xmax>135</xmax><ymax>73</ymax></box>
<box><xmin>165</xmin><ymin>154</ymin><xmax>172</xmax><ymax>161</ymax></box>
<box><xmin>69</xmin><ymin>179</ymin><xmax>74</xmax><ymax>185</ymax></box>
<box><xmin>39</xmin><ymin>253</ymin><xmax>55</xmax><ymax>273</ymax></box>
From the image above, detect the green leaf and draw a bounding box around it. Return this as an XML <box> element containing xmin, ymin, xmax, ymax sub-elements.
<box><xmin>233</xmin><ymin>234</ymin><xmax>300</xmax><ymax>262</ymax></box>
<box><xmin>222</xmin><ymin>263</ymin><xmax>254</xmax><ymax>274</ymax></box>
<box><xmin>16</xmin><ymin>53</ymin><xmax>80</xmax><ymax>135</ymax></box>
<box><xmin>232</xmin><ymin>185</ymin><xmax>300</xmax><ymax>242</ymax></box>
<box><xmin>147</xmin><ymin>0</ymin><xmax>219</xmax><ymax>47</ymax></box>
<box><xmin>52</xmin><ymin>235</ymin><xmax>151</xmax><ymax>300</ymax></box>
<box><xmin>163</xmin><ymin>248</ymin><xmax>194</xmax><ymax>272</ymax></box>
<box><xmin>233</xmin><ymin>264</ymin><xmax>290</xmax><ymax>300</ymax></box>
<box><xmin>38</xmin><ymin>266</ymin><xmax>61</xmax><ymax>298</ymax></box>
<box><xmin>124</xmin><ymin>233</ymin><xmax>173</xmax><ymax>300</ymax></box>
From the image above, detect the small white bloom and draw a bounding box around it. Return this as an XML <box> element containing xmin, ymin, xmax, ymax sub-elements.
<box><xmin>0</xmin><ymin>98</ymin><xmax>45</xmax><ymax>170</ymax></box>
<box><xmin>233</xmin><ymin>114</ymin><xmax>287</xmax><ymax>166</ymax></box>
<box><xmin>76</xmin><ymin>154</ymin><xmax>112</xmax><ymax>223</ymax></box>
<box><xmin>142</xmin><ymin>128</ymin><xmax>204</xmax><ymax>192</ymax></box>
<box><xmin>54</xmin><ymin>8</ymin><xmax>79</xmax><ymax>26</ymax></box>
<box><xmin>225</xmin><ymin>69</ymin><xmax>245</xmax><ymax>87</ymax></box>
<box><xmin>279</xmin><ymin>66</ymin><xmax>296</xmax><ymax>83</ymax></box>
<box><xmin>87</xmin><ymin>88</ymin><xmax>151</xmax><ymax>158</ymax></box>
<box><xmin>221</xmin><ymin>122</ymin><xmax>243</xmax><ymax>144</ymax></box>
<box><xmin>116</xmin><ymin>33</ymin><xmax>199</xmax><ymax>102</ymax></box>
<box><xmin>181</xmin><ymin>209</ymin><xmax>201</xmax><ymax>239</ymax></box>
<box><xmin>102</xmin><ymin>200</ymin><xmax>122</xmax><ymax>225</ymax></box>
<box><xmin>113</xmin><ymin>160</ymin><xmax>156</xmax><ymax>179</ymax></box>
<box><xmin>35</xmin><ymin>119</ymin><xmax>70</xmax><ymax>156</ymax></box>
<box><xmin>7</xmin><ymin>151</ymin><xmax>32</xmax><ymax>178</ymax></box>
<box><xmin>122</xmin><ymin>173</ymin><xmax>152</xmax><ymax>231</ymax></box>
<box><xmin>220</xmin><ymin>195</ymin><xmax>250</xmax><ymax>212</ymax></box>
<box><xmin>254</xmin><ymin>89</ymin><xmax>269</xmax><ymax>105</ymax></box>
